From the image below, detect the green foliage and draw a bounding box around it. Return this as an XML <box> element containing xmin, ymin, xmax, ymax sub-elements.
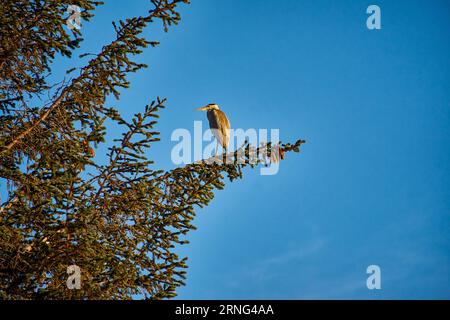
<box><xmin>0</xmin><ymin>0</ymin><xmax>305</xmax><ymax>299</ymax></box>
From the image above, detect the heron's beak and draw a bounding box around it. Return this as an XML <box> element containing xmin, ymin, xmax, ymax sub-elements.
<box><xmin>196</xmin><ymin>106</ymin><xmax>208</xmax><ymax>111</ymax></box>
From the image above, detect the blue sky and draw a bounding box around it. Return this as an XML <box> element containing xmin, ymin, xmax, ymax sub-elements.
<box><xmin>14</xmin><ymin>0</ymin><xmax>450</xmax><ymax>299</ymax></box>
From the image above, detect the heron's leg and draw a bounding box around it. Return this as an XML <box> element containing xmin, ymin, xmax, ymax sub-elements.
<box><xmin>214</xmin><ymin>140</ymin><xmax>220</xmax><ymax>161</ymax></box>
<box><xmin>223</xmin><ymin>147</ymin><xmax>227</xmax><ymax>164</ymax></box>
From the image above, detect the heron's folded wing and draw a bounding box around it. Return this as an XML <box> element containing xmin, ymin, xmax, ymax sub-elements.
<box><xmin>217</xmin><ymin>110</ymin><xmax>230</xmax><ymax>149</ymax></box>
<box><xmin>207</xmin><ymin>109</ymin><xmax>230</xmax><ymax>149</ymax></box>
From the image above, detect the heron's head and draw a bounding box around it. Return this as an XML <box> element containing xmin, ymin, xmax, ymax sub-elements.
<box><xmin>196</xmin><ymin>103</ymin><xmax>220</xmax><ymax>111</ymax></box>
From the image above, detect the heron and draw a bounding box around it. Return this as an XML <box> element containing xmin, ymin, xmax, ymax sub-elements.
<box><xmin>196</xmin><ymin>103</ymin><xmax>230</xmax><ymax>155</ymax></box>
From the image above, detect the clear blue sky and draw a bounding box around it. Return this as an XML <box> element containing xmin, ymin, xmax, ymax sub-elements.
<box><xmin>27</xmin><ymin>0</ymin><xmax>450</xmax><ymax>298</ymax></box>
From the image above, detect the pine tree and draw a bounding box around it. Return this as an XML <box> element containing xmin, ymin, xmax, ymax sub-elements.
<box><xmin>0</xmin><ymin>0</ymin><xmax>305</xmax><ymax>299</ymax></box>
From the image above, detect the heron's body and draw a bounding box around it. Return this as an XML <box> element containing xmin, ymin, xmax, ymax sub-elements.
<box><xmin>206</xmin><ymin>108</ymin><xmax>230</xmax><ymax>149</ymax></box>
<box><xmin>197</xmin><ymin>103</ymin><xmax>230</xmax><ymax>151</ymax></box>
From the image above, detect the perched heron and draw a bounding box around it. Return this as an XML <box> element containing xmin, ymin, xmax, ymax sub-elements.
<box><xmin>196</xmin><ymin>103</ymin><xmax>230</xmax><ymax>154</ymax></box>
